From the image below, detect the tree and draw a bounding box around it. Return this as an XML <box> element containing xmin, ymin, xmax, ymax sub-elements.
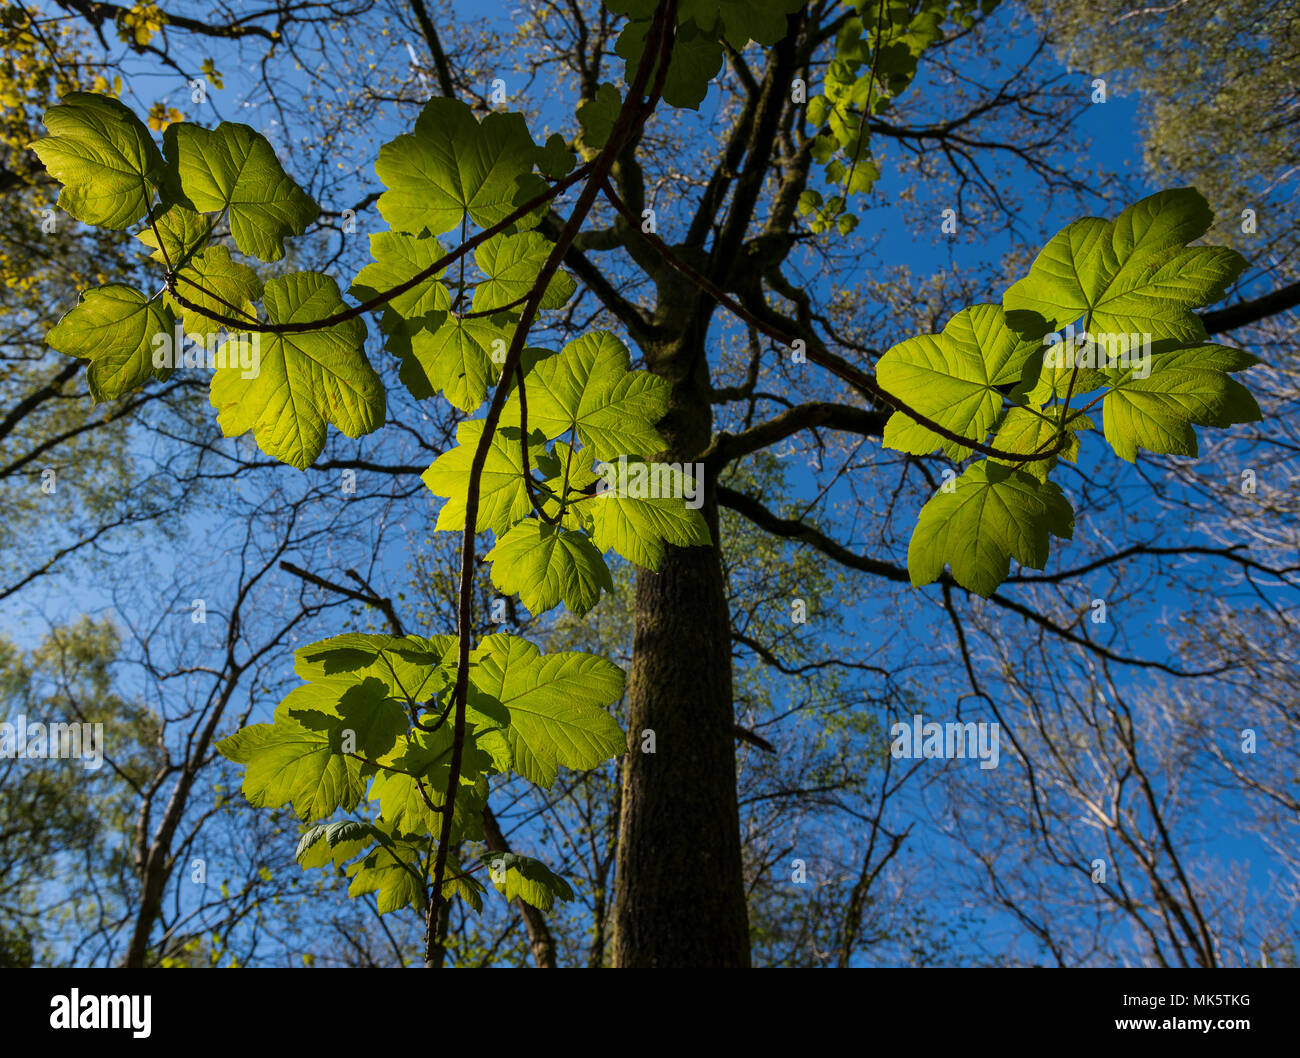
<box><xmin>1032</xmin><ymin>0</ymin><xmax>1300</xmax><ymax>302</ymax></box>
<box><xmin>0</xmin><ymin>618</ymin><xmax>161</xmax><ymax>966</ymax></box>
<box><xmin>11</xmin><ymin>0</ymin><xmax>1299</xmax><ymax>968</ymax></box>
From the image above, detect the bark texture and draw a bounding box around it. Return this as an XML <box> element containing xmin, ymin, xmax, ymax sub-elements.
<box><xmin>612</xmin><ymin>331</ymin><xmax>750</xmax><ymax>967</ymax></box>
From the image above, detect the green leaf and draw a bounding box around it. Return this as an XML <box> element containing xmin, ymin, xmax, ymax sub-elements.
<box><xmin>376</xmin><ymin>97</ymin><xmax>545</xmax><ymax>236</ymax></box>
<box><xmin>537</xmin><ymin>440</ymin><xmax>602</xmax><ymax>530</ymax></box>
<box><xmin>826</xmin><ymin>156</ymin><xmax>880</xmax><ymax>196</ymax></box>
<box><xmin>366</xmin><ymin>767</ymin><xmax>440</xmax><ymax>835</ymax></box>
<box><xmin>536</xmin><ymin>132</ymin><xmax>576</xmax><ymax>178</ymax></box>
<box><xmin>296</xmin><ymin>820</ymin><xmax>377</xmax><ymax>870</ymax></box>
<box><xmin>1100</xmin><ymin>345</ymin><xmax>1261</xmax><ymax>462</ymax></box>
<box><xmin>440</xmin><ymin>860</ymin><xmax>487</xmax><ymax>913</ymax></box>
<box><xmin>391</xmin><ymin>720</ymin><xmax>495</xmax><ymax>788</ymax></box>
<box><xmin>371</xmin><ymin>728</ymin><xmax>491</xmax><ymax>840</ymax></box>
<box><xmin>678</xmin><ymin>0</ymin><xmax>807</xmax><ymax>48</ymax></box>
<box><xmin>346</xmin><ymin>841</ymin><xmax>427</xmax><ymax>914</ymax></box>
<box><xmin>502</xmin><ymin>331</ymin><xmax>669</xmax><ymax>461</ymax></box>
<box><xmin>30</xmin><ymin>92</ymin><xmax>165</xmax><ymax>229</ymax></box>
<box><xmin>473</xmin><ymin>231</ymin><xmax>574</xmax><ymax>313</ymax></box>
<box><xmin>294</xmin><ymin>633</ymin><xmax>453</xmax><ymax>703</ymax></box>
<box><xmin>209</xmin><ymin>271</ymin><xmax>384</xmax><ymax>469</ymax></box>
<box><xmin>370</xmin><ymin>775</ymin><xmax>488</xmax><ymax>844</ymax></box>
<box><xmin>378</xmin><ymin>311</ymin><xmax>433</xmax><ymax>400</ymax></box>
<box><xmin>279</xmin><ymin>677</ymin><xmax>409</xmax><ymax>760</ymax></box>
<box><xmin>577</xmin><ymin>83</ymin><xmax>622</xmax><ymax>150</ymax></box>
<box><xmin>615</xmin><ymin>18</ymin><xmax>724</xmax><ymax>110</ymax></box>
<box><xmin>422</xmin><ymin>419</ymin><xmax>549</xmax><ymax>535</ymax></box>
<box><xmin>990</xmin><ymin>407</ymin><xmax>1093</xmax><ymax>482</ymax></box>
<box><xmin>907</xmin><ymin>460</ymin><xmax>1075</xmax><ymax>597</ymax></box>
<box><xmin>215</xmin><ymin>718</ymin><xmax>367</xmax><ymax>821</ymax></box>
<box><xmin>407</xmin><ymin>315</ymin><xmax>510</xmax><ymax>412</ymax></box>
<box><xmin>45</xmin><ymin>284</ymin><xmax>174</xmax><ymax>401</ymax></box>
<box><xmin>468</xmin><ymin>635</ymin><xmax>625</xmax><ymax>787</ymax></box>
<box><xmin>167</xmin><ymin>245</ymin><xmax>261</xmax><ymax>338</ymax></box>
<box><xmin>482</xmin><ymin>851</ymin><xmax>575</xmax><ymax>910</ymax></box>
<box><xmin>162</xmin><ymin>121</ymin><xmax>318</xmax><ymax>262</ymax></box>
<box><xmin>1003</xmin><ymin>188</ymin><xmax>1248</xmax><ymax>344</ymax></box>
<box><xmin>487</xmin><ymin>519</ymin><xmax>613</xmax><ymax>616</ymax></box>
<box><xmin>136</xmin><ymin>203</ymin><xmax>211</xmax><ymax>264</ymax></box>
<box><xmin>586</xmin><ymin>459</ymin><xmax>711</xmax><ymax>570</ymax></box>
<box><xmin>349</xmin><ymin>231</ymin><xmax>451</xmax><ymax>325</ymax></box>
<box><xmin>1024</xmin><ymin>334</ymin><xmax>1108</xmax><ymax>404</ymax></box>
<box><xmin>797</xmin><ymin>189</ymin><xmax>823</xmax><ymax>216</ymax></box>
<box><xmin>877</xmin><ymin>304</ymin><xmax>1043</xmax><ymax>461</ymax></box>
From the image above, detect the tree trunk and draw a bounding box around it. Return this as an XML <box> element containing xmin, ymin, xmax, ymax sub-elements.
<box><xmin>123</xmin><ymin>765</ymin><xmax>197</xmax><ymax>967</ymax></box>
<box><xmin>612</xmin><ymin>334</ymin><xmax>750</xmax><ymax>967</ymax></box>
<box><xmin>123</xmin><ymin>843</ymin><xmax>170</xmax><ymax>968</ymax></box>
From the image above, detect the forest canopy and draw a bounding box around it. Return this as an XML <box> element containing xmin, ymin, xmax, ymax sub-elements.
<box><xmin>0</xmin><ymin>0</ymin><xmax>1296</xmax><ymax>971</ymax></box>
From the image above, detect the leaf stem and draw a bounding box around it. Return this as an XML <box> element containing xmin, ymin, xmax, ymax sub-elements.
<box><xmin>597</xmin><ymin>176</ymin><xmax>1065</xmax><ymax>464</ymax></box>
<box><xmin>421</xmin><ymin>0</ymin><xmax>680</xmax><ymax>968</ymax></box>
<box><xmin>167</xmin><ymin>160</ymin><xmax>597</xmax><ymax>334</ymax></box>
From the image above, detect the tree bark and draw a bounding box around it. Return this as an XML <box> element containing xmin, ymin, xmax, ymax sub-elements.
<box><xmin>612</xmin><ymin>333</ymin><xmax>750</xmax><ymax>967</ymax></box>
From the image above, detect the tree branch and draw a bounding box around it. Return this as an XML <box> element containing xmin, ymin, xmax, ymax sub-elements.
<box><xmin>706</xmin><ymin>401</ymin><xmax>888</xmax><ymax>470</ymax></box>
<box><xmin>1202</xmin><ymin>279</ymin><xmax>1300</xmax><ymax>335</ymax></box>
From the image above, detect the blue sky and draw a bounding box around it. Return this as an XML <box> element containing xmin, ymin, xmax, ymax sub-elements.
<box><xmin>8</xmin><ymin>0</ymin><xmax>1294</xmax><ymax>965</ymax></box>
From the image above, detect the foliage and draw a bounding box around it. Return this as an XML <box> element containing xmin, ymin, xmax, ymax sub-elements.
<box><xmin>880</xmin><ymin>187</ymin><xmax>1258</xmax><ymax>594</ymax></box>
<box><xmin>25</xmin><ymin>0</ymin><xmax>1261</xmax><ymax>950</ymax></box>
<box><xmin>0</xmin><ymin>619</ymin><xmax>163</xmax><ymax>965</ymax></box>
